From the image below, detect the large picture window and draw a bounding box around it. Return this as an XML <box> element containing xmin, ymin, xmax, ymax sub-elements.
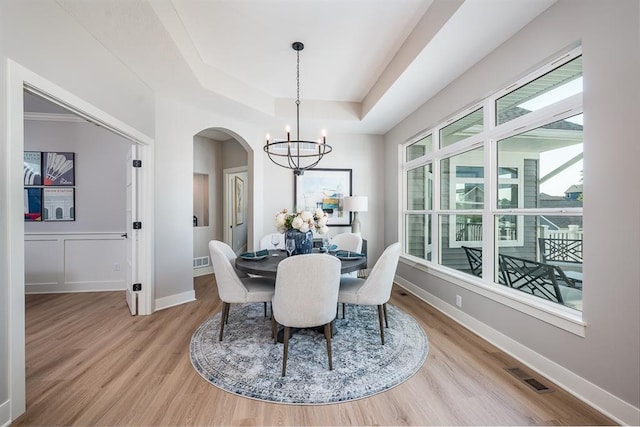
<box><xmin>402</xmin><ymin>48</ymin><xmax>583</xmax><ymax>313</ymax></box>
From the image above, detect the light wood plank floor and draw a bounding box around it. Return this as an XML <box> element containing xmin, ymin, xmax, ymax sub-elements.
<box><xmin>14</xmin><ymin>275</ymin><xmax>614</xmax><ymax>426</ymax></box>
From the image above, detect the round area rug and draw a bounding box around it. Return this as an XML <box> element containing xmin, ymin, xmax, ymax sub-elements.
<box><xmin>190</xmin><ymin>303</ymin><xmax>428</xmax><ymax>404</ymax></box>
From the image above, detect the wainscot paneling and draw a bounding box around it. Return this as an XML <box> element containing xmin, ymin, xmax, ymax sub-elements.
<box><xmin>25</xmin><ymin>233</ymin><xmax>127</xmax><ymax>293</ymax></box>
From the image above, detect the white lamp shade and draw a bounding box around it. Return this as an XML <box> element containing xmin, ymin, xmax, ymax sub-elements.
<box><xmin>343</xmin><ymin>196</ymin><xmax>368</xmax><ymax>212</ymax></box>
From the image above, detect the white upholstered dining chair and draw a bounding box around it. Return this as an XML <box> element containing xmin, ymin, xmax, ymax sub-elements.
<box><xmin>208</xmin><ymin>240</ymin><xmax>276</xmax><ymax>341</ymax></box>
<box><xmin>331</xmin><ymin>232</ymin><xmax>363</xmax><ymax>253</ymax></box>
<box><xmin>331</xmin><ymin>232</ymin><xmax>364</xmax><ymax>277</ymax></box>
<box><xmin>271</xmin><ymin>254</ymin><xmax>341</xmax><ymax>376</ymax></box>
<box><xmin>337</xmin><ymin>242</ymin><xmax>401</xmax><ymax>345</ymax></box>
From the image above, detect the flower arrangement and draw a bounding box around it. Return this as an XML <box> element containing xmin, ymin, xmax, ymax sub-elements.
<box><xmin>275</xmin><ymin>208</ymin><xmax>329</xmax><ymax>235</ymax></box>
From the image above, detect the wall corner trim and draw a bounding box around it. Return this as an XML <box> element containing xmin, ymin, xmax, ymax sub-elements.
<box><xmin>154</xmin><ymin>290</ymin><xmax>196</xmax><ymax>312</ymax></box>
<box><xmin>0</xmin><ymin>400</ymin><xmax>10</xmax><ymax>427</ymax></box>
<box><xmin>394</xmin><ymin>276</ymin><xmax>640</xmax><ymax>426</ymax></box>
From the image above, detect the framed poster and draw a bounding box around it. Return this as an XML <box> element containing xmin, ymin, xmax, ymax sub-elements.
<box><xmin>235</xmin><ymin>176</ymin><xmax>244</xmax><ymax>226</ymax></box>
<box><xmin>24</xmin><ymin>151</ymin><xmax>42</xmax><ymax>186</ymax></box>
<box><xmin>43</xmin><ymin>152</ymin><xmax>75</xmax><ymax>186</ymax></box>
<box><xmin>294</xmin><ymin>168</ymin><xmax>352</xmax><ymax>226</ymax></box>
<box><xmin>43</xmin><ymin>187</ymin><xmax>75</xmax><ymax>221</ymax></box>
<box><xmin>24</xmin><ymin>188</ymin><xmax>42</xmax><ymax>221</ymax></box>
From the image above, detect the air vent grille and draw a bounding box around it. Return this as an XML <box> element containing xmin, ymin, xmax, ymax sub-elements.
<box><xmin>193</xmin><ymin>256</ymin><xmax>210</xmax><ymax>269</ymax></box>
<box><xmin>505</xmin><ymin>367</ymin><xmax>553</xmax><ymax>394</ymax></box>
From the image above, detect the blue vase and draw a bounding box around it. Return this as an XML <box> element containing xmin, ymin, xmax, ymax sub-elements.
<box><xmin>285</xmin><ymin>229</ymin><xmax>313</xmax><ymax>255</ymax></box>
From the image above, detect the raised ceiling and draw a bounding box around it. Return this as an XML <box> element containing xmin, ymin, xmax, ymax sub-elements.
<box><xmin>55</xmin><ymin>0</ymin><xmax>557</xmax><ymax>134</ymax></box>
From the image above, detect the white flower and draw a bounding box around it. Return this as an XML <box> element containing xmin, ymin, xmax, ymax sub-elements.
<box><xmin>299</xmin><ymin>222</ymin><xmax>310</xmax><ymax>232</ymax></box>
<box><xmin>300</xmin><ymin>210</ymin><xmax>313</xmax><ymax>221</ymax></box>
<box><xmin>275</xmin><ymin>213</ymin><xmax>286</xmax><ymax>226</ymax></box>
<box><xmin>318</xmin><ymin>225</ymin><xmax>329</xmax><ymax>235</ymax></box>
<box><xmin>314</xmin><ymin>208</ymin><xmax>325</xmax><ymax>218</ymax></box>
<box><xmin>291</xmin><ymin>216</ymin><xmax>304</xmax><ymax>229</ymax></box>
<box><xmin>317</xmin><ymin>217</ymin><xmax>328</xmax><ymax>227</ymax></box>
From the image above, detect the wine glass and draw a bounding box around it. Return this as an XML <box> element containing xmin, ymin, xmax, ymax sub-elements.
<box><xmin>285</xmin><ymin>238</ymin><xmax>296</xmax><ymax>257</ymax></box>
<box><xmin>322</xmin><ymin>236</ymin><xmax>331</xmax><ymax>252</ymax></box>
<box><xmin>271</xmin><ymin>234</ymin><xmax>281</xmax><ymax>256</ymax></box>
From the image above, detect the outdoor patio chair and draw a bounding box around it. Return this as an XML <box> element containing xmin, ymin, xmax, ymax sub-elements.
<box><xmin>498</xmin><ymin>253</ymin><xmax>581</xmax><ymax>305</ymax></box>
<box><xmin>462</xmin><ymin>246</ymin><xmax>483</xmax><ymax>278</ymax></box>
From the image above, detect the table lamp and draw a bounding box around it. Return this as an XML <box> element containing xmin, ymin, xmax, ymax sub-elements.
<box><xmin>343</xmin><ymin>196</ymin><xmax>368</xmax><ymax>234</ymax></box>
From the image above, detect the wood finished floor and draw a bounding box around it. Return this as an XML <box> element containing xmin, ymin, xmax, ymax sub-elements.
<box><xmin>14</xmin><ymin>275</ymin><xmax>614</xmax><ymax>426</ymax></box>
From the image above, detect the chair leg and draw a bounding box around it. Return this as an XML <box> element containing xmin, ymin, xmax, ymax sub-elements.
<box><xmin>377</xmin><ymin>304</ymin><xmax>385</xmax><ymax>345</ymax></box>
<box><xmin>263</xmin><ymin>302</ymin><xmax>267</xmax><ymax>317</ymax></box>
<box><xmin>282</xmin><ymin>326</ymin><xmax>290</xmax><ymax>377</ymax></box>
<box><xmin>271</xmin><ymin>316</ymin><xmax>277</xmax><ymax>342</ymax></box>
<box><xmin>383</xmin><ymin>303</ymin><xmax>389</xmax><ymax>328</ymax></box>
<box><xmin>224</xmin><ymin>303</ymin><xmax>231</xmax><ymax>324</ymax></box>
<box><xmin>324</xmin><ymin>323</ymin><xmax>333</xmax><ymax>371</ymax></box>
<box><xmin>342</xmin><ymin>303</ymin><xmax>346</xmax><ymax>319</ymax></box>
<box><xmin>219</xmin><ymin>302</ymin><xmax>230</xmax><ymax>341</ymax></box>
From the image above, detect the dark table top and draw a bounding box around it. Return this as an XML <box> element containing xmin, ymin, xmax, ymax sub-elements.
<box><xmin>235</xmin><ymin>249</ymin><xmax>366</xmax><ymax>278</ymax></box>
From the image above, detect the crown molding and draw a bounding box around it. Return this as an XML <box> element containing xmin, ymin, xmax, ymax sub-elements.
<box><xmin>23</xmin><ymin>112</ymin><xmax>87</xmax><ymax>123</ymax></box>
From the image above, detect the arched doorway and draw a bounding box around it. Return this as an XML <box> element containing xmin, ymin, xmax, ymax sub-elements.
<box><xmin>192</xmin><ymin>128</ymin><xmax>250</xmax><ymax>277</ymax></box>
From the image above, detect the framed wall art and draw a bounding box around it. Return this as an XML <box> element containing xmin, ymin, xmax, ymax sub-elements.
<box><xmin>23</xmin><ymin>151</ymin><xmax>76</xmax><ymax>222</ymax></box>
<box><xmin>294</xmin><ymin>168</ymin><xmax>352</xmax><ymax>226</ymax></box>
<box><xmin>235</xmin><ymin>176</ymin><xmax>244</xmax><ymax>226</ymax></box>
<box><xmin>24</xmin><ymin>188</ymin><xmax>42</xmax><ymax>221</ymax></box>
<box><xmin>43</xmin><ymin>151</ymin><xmax>75</xmax><ymax>186</ymax></box>
<box><xmin>24</xmin><ymin>151</ymin><xmax>42</xmax><ymax>186</ymax></box>
<box><xmin>43</xmin><ymin>187</ymin><xmax>75</xmax><ymax>221</ymax></box>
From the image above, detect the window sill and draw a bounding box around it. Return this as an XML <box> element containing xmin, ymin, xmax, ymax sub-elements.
<box><xmin>399</xmin><ymin>255</ymin><xmax>586</xmax><ymax>337</ymax></box>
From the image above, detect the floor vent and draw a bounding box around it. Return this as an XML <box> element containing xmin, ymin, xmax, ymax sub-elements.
<box><xmin>193</xmin><ymin>256</ymin><xmax>210</xmax><ymax>269</ymax></box>
<box><xmin>506</xmin><ymin>367</ymin><xmax>554</xmax><ymax>394</ymax></box>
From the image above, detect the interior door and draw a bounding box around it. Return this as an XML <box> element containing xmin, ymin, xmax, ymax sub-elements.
<box><xmin>125</xmin><ymin>145</ymin><xmax>139</xmax><ymax>315</ymax></box>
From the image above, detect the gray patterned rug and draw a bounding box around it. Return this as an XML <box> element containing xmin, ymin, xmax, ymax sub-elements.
<box><xmin>190</xmin><ymin>303</ymin><xmax>428</xmax><ymax>404</ymax></box>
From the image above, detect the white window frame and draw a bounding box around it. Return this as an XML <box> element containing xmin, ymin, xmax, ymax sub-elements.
<box><xmin>400</xmin><ymin>46</ymin><xmax>584</xmax><ymax>332</ymax></box>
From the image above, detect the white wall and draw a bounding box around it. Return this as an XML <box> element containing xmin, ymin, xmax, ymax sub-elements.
<box><xmin>154</xmin><ymin>96</ymin><xmax>267</xmax><ymax>304</ymax></box>
<box><xmin>384</xmin><ymin>0</ymin><xmax>640</xmax><ymax>423</ymax></box>
<box><xmin>261</xmin><ymin>133</ymin><xmax>385</xmax><ymax>262</ymax></box>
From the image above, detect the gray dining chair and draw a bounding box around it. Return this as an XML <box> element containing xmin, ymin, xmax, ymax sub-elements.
<box><xmin>208</xmin><ymin>240</ymin><xmax>276</xmax><ymax>341</ymax></box>
<box><xmin>337</xmin><ymin>242</ymin><xmax>401</xmax><ymax>345</ymax></box>
<box><xmin>271</xmin><ymin>254</ymin><xmax>341</xmax><ymax>376</ymax></box>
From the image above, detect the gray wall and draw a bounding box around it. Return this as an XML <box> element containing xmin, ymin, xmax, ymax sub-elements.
<box><xmin>24</xmin><ymin>119</ymin><xmax>130</xmax><ymax>233</ymax></box>
<box><xmin>385</xmin><ymin>0</ymin><xmax>640</xmax><ymax>415</ymax></box>
<box><xmin>193</xmin><ymin>135</ymin><xmax>223</xmax><ymax>261</ymax></box>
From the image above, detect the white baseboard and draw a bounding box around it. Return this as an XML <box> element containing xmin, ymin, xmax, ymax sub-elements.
<box><xmin>0</xmin><ymin>399</ymin><xmax>10</xmax><ymax>427</ymax></box>
<box><xmin>192</xmin><ymin>266</ymin><xmax>213</xmax><ymax>278</ymax></box>
<box><xmin>394</xmin><ymin>276</ymin><xmax>640</xmax><ymax>426</ymax></box>
<box><xmin>154</xmin><ymin>290</ymin><xmax>196</xmax><ymax>311</ymax></box>
<box><xmin>25</xmin><ymin>280</ymin><xmax>125</xmax><ymax>294</ymax></box>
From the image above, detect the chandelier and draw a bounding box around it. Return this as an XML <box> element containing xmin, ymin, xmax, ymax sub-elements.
<box><xmin>264</xmin><ymin>41</ymin><xmax>332</xmax><ymax>175</ymax></box>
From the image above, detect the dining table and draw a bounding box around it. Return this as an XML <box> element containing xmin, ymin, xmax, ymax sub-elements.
<box><xmin>235</xmin><ymin>249</ymin><xmax>367</xmax><ymax>343</ymax></box>
<box><xmin>235</xmin><ymin>249</ymin><xmax>367</xmax><ymax>278</ymax></box>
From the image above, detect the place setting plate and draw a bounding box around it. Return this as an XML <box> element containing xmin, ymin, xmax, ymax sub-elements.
<box><xmin>240</xmin><ymin>250</ymin><xmax>269</xmax><ymax>261</ymax></box>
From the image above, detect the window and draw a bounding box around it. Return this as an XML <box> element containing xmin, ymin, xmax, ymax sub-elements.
<box><xmin>406</xmin><ymin>163</ymin><xmax>432</xmax><ymax>260</ymax></box>
<box><xmin>440</xmin><ymin>108</ymin><xmax>484</xmax><ymax>148</ymax></box>
<box><xmin>402</xmin><ymin>49</ymin><xmax>583</xmax><ymax>313</ymax></box>
<box><xmin>406</xmin><ymin>134</ymin><xmax>433</xmax><ymax>162</ymax></box>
